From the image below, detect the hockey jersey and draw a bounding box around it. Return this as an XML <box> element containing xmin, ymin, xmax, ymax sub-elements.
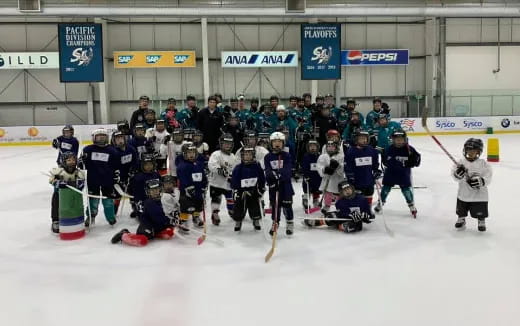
<box><xmin>301</xmin><ymin>152</ymin><xmax>321</xmax><ymax>193</ymax></box>
<box><xmin>177</xmin><ymin>159</ymin><xmax>208</xmax><ymax>200</ymax></box>
<box><xmin>208</xmin><ymin>150</ymin><xmax>236</xmax><ymax>190</ymax></box>
<box><xmin>166</xmin><ymin>141</ymin><xmax>187</xmax><ymax>177</ymax></box>
<box><xmin>452</xmin><ymin>158</ymin><xmax>492</xmax><ymax>202</ymax></box>
<box><xmin>317</xmin><ymin>152</ymin><xmax>345</xmax><ymax>193</ymax></box>
<box><xmin>335</xmin><ymin>194</ymin><xmax>371</xmax><ymax>219</ymax></box>
<box><xmin>344</xmin><ymin>145</ymin><xmax>380</xmax><ymax>188</ymax></box>
<box><xmin>231</xmin><ymin>162</ymin><xmax>266</xmax><ymax>197</ymax></box>
<box><xmin>54</xmin><ymin>136</ymin><xmax>79</xmax><ymax>165</ymax></box>
<box><xmin>81</xmin><ymin>144</ymin><xmax>119</xmax><ymax>188</ymax></box>
<box><xmin>145</xmin><ymin>128</ymin><xmax>169</xmax><ymax>159</ymax></box>
<box><xmin>113</xmin><ymin>145</ymin><xmax>139</xmax><ymax>184</ymax></box>
<box><xmin>141</xmin><ymin>198</ymin><xmax>171</xmax><ymax>231</ymax></box>
<box><xmin>264</xmin><ymin>151</ymin><xmax>294</xmax><ymax>199</ymax></box>
<box><xmin>161</xmin><ymin>192</ymin><xmax>179</xmax><ymax>220</ymax></box>
<box><xmin>382</xmin><ymin>145</ymin><xmax>421</xmax><ymax>187</ymax></box>
<box><xmin>129</xmin><ymin>171</ymin><xmax>161</xmax><ymax>203</ymax></box>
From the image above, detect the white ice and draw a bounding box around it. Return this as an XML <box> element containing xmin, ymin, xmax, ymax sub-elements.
<box><xmin>1</xmin><ymin>134</ymin><xmax>519</xmax><ymax>326</ymax></box>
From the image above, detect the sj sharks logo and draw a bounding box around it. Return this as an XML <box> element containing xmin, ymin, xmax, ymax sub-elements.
<box><xmin>70</xmin><ymin>47</ymin><xmax>94</xmax><ymax>66</ymax></box>
<box><xmin>311</xmin><ymin>46</ymin><xmax>333</xmax><ymax>64</ymax></box>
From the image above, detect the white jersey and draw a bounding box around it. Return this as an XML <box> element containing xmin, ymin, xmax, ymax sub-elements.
<box><xmin>167</xmin><ymin>141</ymin><xmax>187</xmax><ymax>177</ymax></box>
<box><xmin>161</xmin><ymin>192</ymin><xmax>179</xmax><ymax>219</ymax></box>
<box><xmin>452</xmin><ymin>158</ymin><xmax>492</xmax><ymax>202</ymax></box>
<box><xmin>208</xmin><ymin>150</ymin><xmax>236</xmax><ymax>190</ymax></box>
<box><xmin>145</xmin><ymin>128</ymin><xmax>169</xmax><ymax>159</ymax></box>
<box><xmin>321</xmin><ymin>141</ymin><xmax>345</xmax><ymax>156</ymax></box>
<box><xmin>235</xmin><ymin>146</ymin><xmax>269</xmax><ymax>169</ymax></box>
<box><xmin>317</xmin><ymin>152</ymin><xmax>345</xmax><ymax>193</ymax></box>
<box><xmin>49</xmin><ymin>167</ymin><xmax>85</xmax><ymax>183</ymax></box>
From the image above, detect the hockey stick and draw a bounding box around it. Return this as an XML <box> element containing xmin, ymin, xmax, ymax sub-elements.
<box><xmin>296</xmin><ymin>216</ymin><xmax>350</xmax><ymax>221</ymax></box>
<box><xmin>197</xmin><ymin>194</ymin><xmax>207</xmax><ymax>245</ymax></box>
<box><xmin>114</xmin><ymin>184</ymin><xmax>134</xmax><ymax>198</ymax></box>
<box><xmin>258</xmin><ymin>197</ymin><xmax>271</xmax><ymax>242</ymax></box>
<box><xmin>184</xmin><ymin>227</ymin><xmax>225</xmax><ymax>246</ymax></box>
<box><xmin>304</xmin><ymin>178</ymin><xmax>320</xmax><ymax>214</ymax></box>
<box><xmin>116</xmin><ymin>182</ymin><xmax>130</xmax><ymax>219</ymax></box>
<box><xmin>41</xmin><ymin>172</ymin><xmax>106</xmax><ymax>199</ymax></box>
<box><xmin>421</xmin><ymin>106</ymin><xmax>458</xmax><ymax>165</ymax></box>
<box><xmin>265</xmin><ymin>155</ymin><xmax>281</xmax><ymax>263</ymax></box>
<box><xmin>375</xmin><ymin>181</ymin><xmax>394</xmax><ymax>237</ymax></box>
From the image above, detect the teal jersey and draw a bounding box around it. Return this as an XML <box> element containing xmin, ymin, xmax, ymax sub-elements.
<box><xmin>255</xmin><ymin>112</ymin><xmax>276</xmax><ymax>133</ymax></box>
<box><xmin>176</xmin><ymin>108</ymin><xmax>197</xmax><ymax>129</ymax></box>
<box><xmin>365</xmin><ymin>110</ymin><xmax>390</xmax><ymax>130</ymax></box>
<box><xmin>288</xmin><ymin>107</ymin><xmax>313</xmax><ymax>132</ymax></box>
<box><xmin>236</xmin><ymin>109</ymin><xmax>256</xmax><ymax>129</ymax></box>
<box><xmin>373</xmin><ymin>121</ymin><xmax>401</xmax><ymax>150</ymax></box>
<box><xmin>272</xmin><ymin>116</ymin><xmax>298</xmax><ymax>143</ymax></box>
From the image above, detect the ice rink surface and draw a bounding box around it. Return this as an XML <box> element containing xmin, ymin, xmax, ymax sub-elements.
<box><xmin>1</xmin><ymin>134</ymin><xmax>519</xmax><ymax>326</ymax></box>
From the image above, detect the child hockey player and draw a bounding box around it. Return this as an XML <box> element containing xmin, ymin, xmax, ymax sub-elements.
<box><xmin>377</xmin><ymin>130</ymin><xmax>421</xmax><ymax>217</ymax></box>
<box><xmin>79</xmin><ymin>129</ymin><xmax>119</xmax><ymax>226</ymax></box>
<box><xmin>177</xmin><ymin>143</ymin><xmax>208</xmax><ymax>232</ymax></box>
<box><xmin>166</xmin><ymin>128</ymin><xmax>187</xmax><ymax>181</ymax></box>
<box><xmin>111</xmin><ymin>179</ymin><xmax>175</xmax><ymax>247</ymax></box>
<box><xmin>231</xmin><ymin>147</ymin><xmax>266</xmax><ymax>231</ymax></box>
<box><xmin>452</xmin><ymin>138</ymin><xmax>492</xmax><ymax>231</ymax></box>
<box><xmin>160</xmin><ymin>175</ymin><xmax>180</xmax><ymax>226</ymax></box>
<box><xmin>111</xmin><ymin>131</ymin><xmax>139</xmax><ymax>214</ymax></box>
<box><xmin>128</xmin><ymin>153</ymin><xmax>161</xmax><ymax>219</ymax></box>
<box><xmin>344</xmin><ymin>130</ymin><xmax>381</xmax><ymax>219</ymax></box>
<box><xmin>264</xmin><ymin>131</ymin><xmax>295</xmax><ymax>236</ymax></box>
<box><xmin>48</xmin><ymin>152</ymin><xmax>85</xmax><ymax>236</ymax></box>
<box><xmin>301</xmin><ymin>140</ymin><xmax>322</xmax><ymax>212</ymax></box>
<box><xmin>307</xmin><ymin>141</ymin><xmax>344</xmax><ymax>227</ymax></box>
<box><xmin>129</xmin><ymin>123</ymin><xmax>151</xmax><ymax>155</ymax></box>
<box><xmin>52</xmin><ymin>125</ymin><xmax>79</xmax><ymax>166</ymax></box>
<box><xmin>236</xmin><ymin>130</ymin><xmax>269</xmax><ymax>169</ymax></box>
<box><xmin>326</xmin><ymin>181</ymin><xmax>372</xmax><ymax>233</ymax></box>
<box><xmin>145</xmin><ymin>119</ymin><xmax>170</xmax><ymax>175</ymax></box>
<box><xmin>192</xmin><ymin>129</ymin><xmax>210</xmax><ymax>161</ymax></box>
<box><xmin>208</xmin><ymin>134</ymin><xmax>236</xmax><ymax>226</ymax></box>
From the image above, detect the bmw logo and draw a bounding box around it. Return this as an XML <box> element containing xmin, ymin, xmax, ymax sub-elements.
<box><xmin>0</xmin><ymin>57</ymin><xmax>4</xmax><ymax>67</ymax></box>
<box><xmin>501</xmin><ymin>118</ymin><xmax>510</xmax><ymax>128</ymax></box>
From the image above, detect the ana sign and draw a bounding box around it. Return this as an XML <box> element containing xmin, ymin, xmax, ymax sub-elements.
<box><xmin>221</xmin><ymin>51</ymin><xmax>298</xmax><ymax>68</ymax></box>
<box><xmin>113</xmin><ymin>51</ymin><xmax>196</xmax><ymax>68</ymax></box>
<box><xmin>0</xmin><ymin>52</ymin><xmax>59</xmax><ymax>69</ymax></box>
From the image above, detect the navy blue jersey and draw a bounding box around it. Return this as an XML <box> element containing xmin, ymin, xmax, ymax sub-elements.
<box><xmin>55</xmin><ymin>136</ymin><xmax>79</xmax><ymax>164</ymax></box>
<box><xmin>336</xmin><ymin>194</ymin><xmax>371</xmax><ymax>219</ymax></box>
<box><xmin>129</xmin><ymin>171</ymin><xmax>161</xmax><ymax>203</ymax></box>
<box><xmin>382</xmin><ymin>145</ymin><xmax>421</xmax><ymax>187</ymax></box>
<box><xmin>231</xmin><ymin>162</ymin><xmax>266</xmax><ymax>195</ymax></box>
<box><xmin>177</xmin><ymin>159</ymin><xmax>208</xmax><ymax>200</ymax></box>
<box><xmin>114</xmin><ymin>145</ymin><xmax>139</xmax><ymax>183</ymax></box>
<box><xmin>301</xmin><ymin>152</ymin><xmax>321</xmax><ymax>193</ymax></box>
<box><xmin>264</xmin><ymin>151</ymin><xmax>294</xmax><ymax>199</ymax></box>
<box><xmin>344</xmin><ymin>145</ymin><xmax>379</xmax><ymax>188</ymax></box>
<box><xmin>141</xmin><ymin>198</ymin><xmax>171</xmax><ymax>231</ymax></box>
<box><xmin>81</xmin><ymin>144</ymin><xmax>119</xmax><ymax>188</ymax></box>
<box><xmin>128</xmin><ymin>136</ymin><xmax>150</xmax><ymax>156</ymax></box>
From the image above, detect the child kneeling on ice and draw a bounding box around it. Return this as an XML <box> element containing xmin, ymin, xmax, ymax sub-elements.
<box><xmin>111</xmin><ymin>179</ymin><xmax>175</xmax><ymax>246</ymax></box>
<box><xmin>326</xmin><ymin>181</ymin><xmax>372</xmax><ymax>233</ymax></box>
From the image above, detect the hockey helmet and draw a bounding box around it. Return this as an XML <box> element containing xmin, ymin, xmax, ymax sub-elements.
<box><xmin>145</xmin><ymin>178</ymin><xmax>162</xmax><ymax>200</ymax></box>
<box><xmin>338</xmin><ymin>180</ymin><xmax>356</xmax><ymax>199</ymax></box>
<box><xmin>140</xmin><ymin>153</ymin><xmax>157</xmax><ymax>172</ymax></box>
<box><xmin>463</xmin><ymin>138</ymin><xmax>483</xmax><ymax>161</ymax></box>
<box><xmin>62</xmin><ymin>125</ymin><xmax>74</xmax><ymax>138</ymax></box>
<box><xmin>92</xmin><ymin>128</ymin><xmax>109</xmax><ymax>147</ymax></box>
<box><xmin>219</xmin><ymin>133</ymin><xmax>234</xmax><ymax>154</ymax></box>
<box><xmin>241</xmin><ymin>147</ymin><xmax>256</xmax><ymax>164</ymax></box>
<box><xmin>61</xmin><ymin>151</ymin><xmax>78</xmax><ymax>174</ymax></box>
<box><xmin>306</xmin><ymin>140</ymin><xmax>320</xmax><ymax>154</ymax></box>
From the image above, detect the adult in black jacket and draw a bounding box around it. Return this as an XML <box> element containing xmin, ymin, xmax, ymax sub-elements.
<box><xmin>130</xmin><ymin>95</ymin><xmax>150</xmax><ymax>130</ymax></box>
<box><xmin>314</xmin><ymin>104</ymin><xmax>338</xmax><ymax>147</ymax></box>
<box><xmin>196</xmin><ymin>96</ymin><xmax>226</xmax><ymax>153</ymax></box>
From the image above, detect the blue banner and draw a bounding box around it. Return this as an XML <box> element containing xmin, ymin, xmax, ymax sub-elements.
<box><xmin>341</xmin><ymin>49</ymin><xmax>409</xmax><ymax>66</ymax></box>
<box><xmin>301</xmin><ymin>24</ymin><xmax>341</xmax><ymax>80</ymax></box>
<box><xmin>58</xmin><ymin>23</ymin><xmax>104</xmax><ymax>82</ymax></box>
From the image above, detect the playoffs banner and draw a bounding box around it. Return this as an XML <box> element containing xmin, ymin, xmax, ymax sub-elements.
<box><xmin>58</xmin><ymin>23</ymin><xmax>104</xmax><ymax>82</ymax></box>
<box><xmin>301</xmin><ymin>24</ymin><xmax>341</xmax><ymax>80</ymax></box>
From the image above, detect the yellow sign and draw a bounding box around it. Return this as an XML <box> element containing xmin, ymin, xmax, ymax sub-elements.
<box><xmin>113</xmin><ymin>51</ymin><xmax>196</xmax><ymax>68</ymax></box>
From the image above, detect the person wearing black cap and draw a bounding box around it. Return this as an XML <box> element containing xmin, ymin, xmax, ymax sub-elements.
<box><xmin>160</xmin><ymin>98</ymin><xmax>179</xmax><ymax>132</ymax></box>
<box><xmin>176</xmin><ymin>95</ymin><xmax>199</xmax><ymax>129</ymax></box>
<box><xmin>130</xmin><ymin>95</ymin><xmax>150</xmax><ymax>130</ymax></box>
<box><xmin>196</xmin><ymin>95</ymin><xmax>226</xmax><ymax>153</ymax></box>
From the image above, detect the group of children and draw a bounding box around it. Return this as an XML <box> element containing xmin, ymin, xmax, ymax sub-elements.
<box><xmin>47</xmin><ymin>110</ymin><xmax>493</xmax><ymax>246</ymax></box>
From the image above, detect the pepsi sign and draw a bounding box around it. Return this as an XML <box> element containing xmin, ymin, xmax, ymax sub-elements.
<box><xmin>341</xmin><ymin>49</ymin><xmax>409</xmax><ymax>66</ymax></box>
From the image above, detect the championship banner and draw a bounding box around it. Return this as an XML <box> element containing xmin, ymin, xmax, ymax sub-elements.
<box><xmin>221</xmin><ymin>51</ymin><xmax>298</xmax><ymax>68</ymax></box>
<box><xmin>113</xmin><ymin>51</ymin><xmax>196</xmax><ymax>68</ymax></box>
<box><xmin>58</xmin><ymin>23</ymin><xmax>104</xmax><ymax>82</ymax></box>
<box><xmin>301</xmin><ymin>23</ymin><xmax>341</xmax><ymax>80</ymax></box>
<box><xmin>0</xmin><ymin>52</ymin><xmax>59</xmax><ymax>69</ymax></box>
<box><xmin>341</xmin><ymin>49</ymin><xmax>409</xmax><ymax>66</ymax></box>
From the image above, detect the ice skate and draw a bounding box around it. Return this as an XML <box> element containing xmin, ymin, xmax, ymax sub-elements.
<box><xmin>478</xmin><ymin>218</ymin><xmax>486</xmax><ymax>232</ymax></box>
<box><xmin>455</xmin><ymin>217</ymin><xmax>466</xmax><ymax>229</ymax></box>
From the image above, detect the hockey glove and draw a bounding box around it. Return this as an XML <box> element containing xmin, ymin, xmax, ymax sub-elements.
<box><xmin>52</xmin><ymin>138</ymin><xmax>60</xmax><ymax>149</ymax></box>
<box><xmin>217</xmin><ymin>167</ymin><xmax>227</xmax><ymax>177</ymax></box>
<box><xmin>467</xmin><ymin>176</ymin><xmax>485</xmax><ymax>189</ymax></box>
<box><xmin>76</xmin><ymin>179</ymin><xmax>85</xmax><ymax>190</ymax></box>
<box><xmin>329</xmin><ymin>159</ymin><xmax>339</xmax><ymax>170</ymax></box>
<box><xmin>349</xmin><ymin>211</ymin><xmax>362</xmax><ymax>223</ymax></box>
<box><xmin>405</xmin><ymin>151</ymin><xmax>420</xmax><ymax>168</ymax></box>
<box><xmin>150</xmin><ymin>136</ymin><xmax>157</xmax><ymax>143</ymax></box>
<box><xmin>373</xmin><ymin>169</ymin><xmax>383</xmax><ymax>180</ymax></box>
<box><xmin>113</xmin><ymin>170</ymin><xmax>121</xmax><ymax>185</ymax></box>
<box><xmin>185</xmin><ymin>186</ymin><xmax>196</xmax><ymax>198</ymax></box>
<box><xmin>163</xmin><ymin>135</ymin><xmax>171</xmax><ymax>144</ymax></box>
<box><xmin>453</xmin><ymin>164</ymin><xmax>467</xmax><ymax>180</ymax></box>
<box><xmin>324</xmin><ymin>166</ymin><xmax>335</xmax><ymax>175</ymax></box>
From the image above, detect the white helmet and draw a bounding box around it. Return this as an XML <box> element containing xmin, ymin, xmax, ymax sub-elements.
<box><xmin>276</xmin><ymin>105</ymin><xmax>286</xmax><ymax>112</ymax></box>
<box><xmin>270</xmin><ymin>131</ymin><xmax>285</xmax><ymax>142</ymax></box>
<box><xmin>91</xmin><ymin>128</ymin><xmax>109</xmax><ymax>146</ymax></box>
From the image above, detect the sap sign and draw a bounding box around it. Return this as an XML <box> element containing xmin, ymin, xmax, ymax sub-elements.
<box><xmin>145</xmin><ymin>55</ymin><xmax>161</xmax><ymax>64</ymax></box>
<box><xmin>341</xmin><ymin>49</ymin><xmax>409</xmax><ymax>66</ymax></box>
<box><xmin>174</xmin><ymin>55</ymin><xmax>189</xmax><ymax>63</ymax></box>
<box><xmin>222</xmin><ymin>51</ymin><xmax>298</xmax><ymax>68</ymax></box>
<box><xmin>118</xmin><ymin>55</ymin><xmax>133</xmax><ymax>64</ymax></box>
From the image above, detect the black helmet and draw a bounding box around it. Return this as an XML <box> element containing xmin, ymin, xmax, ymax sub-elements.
<box><xmin>241</xmin><ymin>147</ymin><xmax>256</xmax><ymax>164</ymax></box>
<box><xmin>140</xmin><ymin>153</ymin><xmax>157</xmax><ymax>172</ymax></box>
<box><xmin>338</xmin><ymin>180</ymin><xmax>356</xmax><ymax>199</ymax></box>
<box><xmin>463</xmin><ymin>138</ymin><xmax>483</xmax><ymax>161</ymax></box>
<box><xmin>62</xmin><ymin>125</ymin><xmax>74</xmax><ymax>138</ymax></box>
<box><xmin>219</xmin><ymin>133</ymin><xmax>234</xmax><ymax>154</ymax></box>
<box><xmin>145</xmin><ymin>178</ymin><xmax>162</xmax><ymax>200</ymax></box>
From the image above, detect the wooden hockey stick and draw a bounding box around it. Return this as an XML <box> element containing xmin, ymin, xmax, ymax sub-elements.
<box><xmin>114</xmin><ymin>184</ymin><xmax>134</xmax><ymax>198</ymax></box>
<box><xmin>421</xmin><ymin>106</ymin><xmax>458</xmax><ymax>165</ymax></box>
<box><xmin>265</xmin><ymin>155</ymin><xmax>281</xmax><ymax>263</ymax></box>
<box><xmin>197</xmin><ymin>194</ymin><xmax>207</xmax><ymax>245</ymax></box>
<box><xmin>375</xmin><ymin>181</ymin><xmax>394</xmax><ymax>237</ymax></box>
